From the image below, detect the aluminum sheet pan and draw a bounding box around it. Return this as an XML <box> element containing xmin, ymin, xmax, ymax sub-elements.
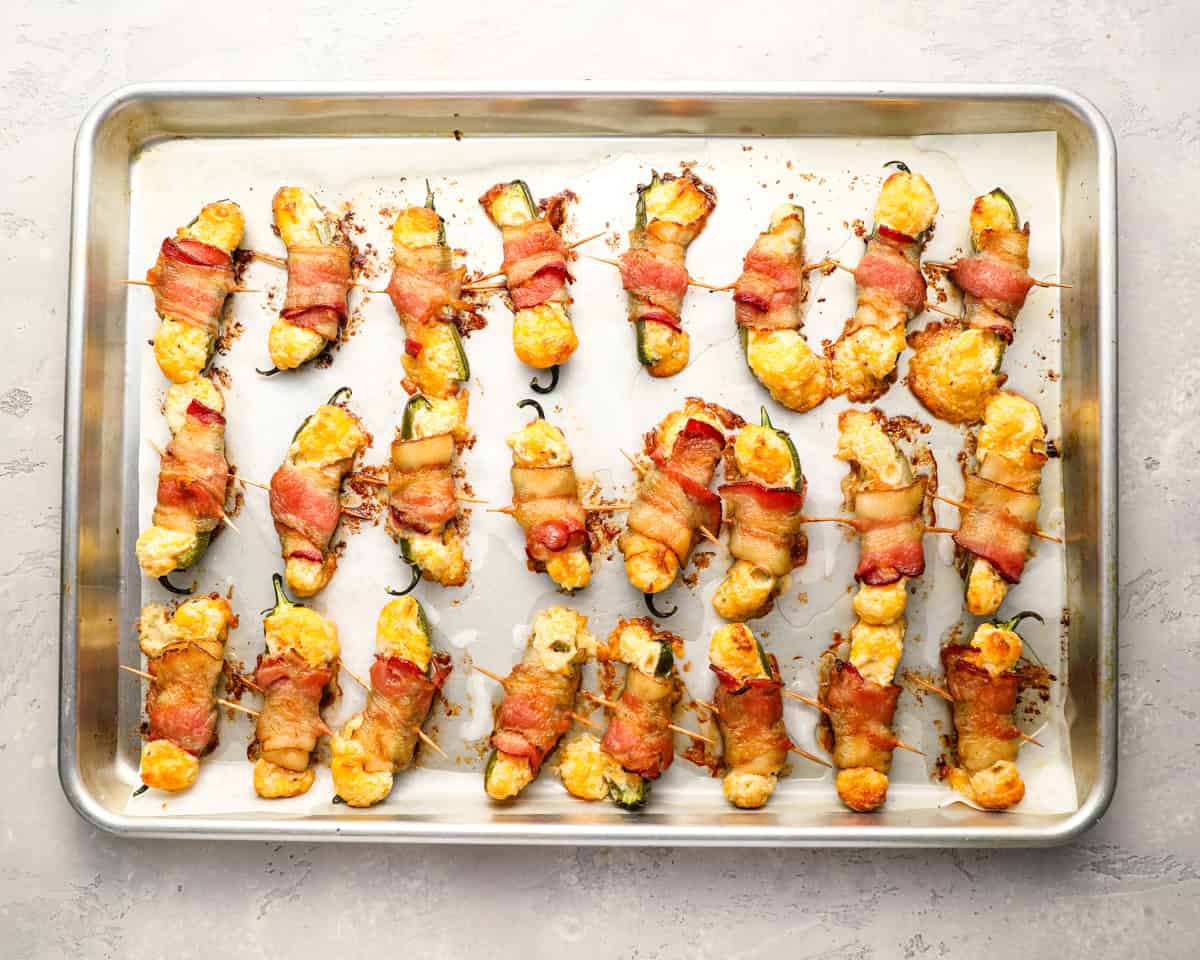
<box><xmin>61</xmin><ymin>84</ymin><xmax>1117</xmax><ymax>846</ymax></box>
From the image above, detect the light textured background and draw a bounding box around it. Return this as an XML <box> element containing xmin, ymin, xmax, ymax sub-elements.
<box><xmin>1</xmin><ymin>1</ymin><xmax>1185</xmax><ymax>957</ymax></box>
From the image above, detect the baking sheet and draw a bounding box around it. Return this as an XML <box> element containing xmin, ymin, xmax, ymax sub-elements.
<box><xmin>121</xmin><ymin>130</ymin><xmax>1074</xmax><ymax>819</ymax></box>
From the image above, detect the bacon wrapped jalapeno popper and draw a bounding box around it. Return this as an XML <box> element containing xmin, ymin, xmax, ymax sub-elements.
<box><xmin>146</xmin><ymin>201</ymin><xmax>243</xmax><ymax>384</ymax></box>
<box><xmin>266</xmin><ymin>186</ymin><xmax>352</xmax><ymax>372</ymax></box>
<box><xmin>484</xmin><ymin>606</ymin><xmax>594</xmax><ymax>801</ymax></box>
<box><xmin>713</xmin><ymin>408</ymin><xmax>807</xmax><ymax>622</ymax></box>
<box><xmin>955</xmin><ymin>391</ymin><xmax>1048</xmax><ymax>616</ymax></box>
<box><xmin>269</xmin><ymin>388</ymin><xmax>367</xmax><ymax>598</ymax></box>
<box><xmin>735</xmin><ymin>205</ymin><xmax>830</xmax><ymax>412</ymax></box>
<box><xmin>387</xmin><ymin>192</ymin><xmax>471</xmax><ymax>400</ymax></box>
<box><xmin>942</xmin><ymin>613</ymin><xmax>1042</xmax><ymax>810</ymax></box>
<box><xmin>908</xmin><ymin>189</ymin><xmax>1036</xmax><ymax>423</ymax></box>
<box><xmin>134</xmin><ymin>376</ymin><xmax>228</xmax><ymax>587</ymax></box>
<box><xmin>819</xmin><ymin>409</ymin><xmax>927</xmax><ymax>813</ymax></box>
<box><xmin>387</xmin><ymin>394</ymin><xmax>468</xmax><ymax>589</ymax></box>
<box><xmin>331</xmin><ymin>596</ymin><xmax>452</xmax><ymax>807</ymax></box>
<box><xmin>829</xmin><ymin>163</ymin><xmax>938</xmax><ymax>402</ymax></box>
<box><xmin>251</xmin><ymin>575</ymin><xmax>340</xmax><ymax>799</ymax></box>
<box><xmin>480</xmin><ymin>182</ymin><xmax>577</xmax><ymax>385</ymax></box>
<box><xmin>619</xmin><ymin>400</ymin><xmax>729</xmax><ymax>602</ymax></box>
<box><xmin>559</xmin><ymin>619</ymin><xmax>679</xmax><ymax>809</ymax></box>
<box><xmin>620</xmin><ymin>171</ymin><xmax>716</xmax><ymax>378</ymax></box>
<box><xmin>505</xmin><ymin>399</ymin><xmax>590</xmax><ymax>590</ymax></box>
<box><xmin>709</xmin><ymin>624</ymin><xmax>791</xmax><ymax>809</ymax></box>
<box><xmin>136</xmin><ymin>596</ymin><xmax>237</xmax><ymax>792</ymax></box>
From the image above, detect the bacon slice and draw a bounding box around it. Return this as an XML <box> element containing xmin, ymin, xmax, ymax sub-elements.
<box><xmin>821</xmin><ymin>658</ymin><xmax>901</xmax><ymax>775</ymax></box>
<box><xmin>854</xmin><ymin>245</ymin><xmax>926</xmax><ymax>319</ymax></box>
<box><xmin>270</xmin><ymin>463</ymin><xmax>342</xmax><ymax>562</ymax></box>
<box><xmin>254</xmin><ymin>652</ymin><xmax>334</xmax><ymax>772</ymax></box>
<box><xmin>500</xmin><ymin>220</ymin><xmax>570</xmax><ymax>309</ymax></box>
<box><xmin>282</xmin><ymin>245</ymin><xmax>352</xmax><ymax>342</ymax></box>
<box><xmin>712</xmin><ymin>654</ymin><xmax>790</xmax><ymax>778</ymax></box>
<box><xmin>153</xmin><ymin>400</ymin><xmax>228</xmax><ymax>535</ymax></box>
<box><xmin>511</xmin><ymin>465</ymin><xmax>588</xmax><ymax>563</ymax></box>
<box><xmin>720</xmin><ymin>481</ymin><xmax>806</xmax><ymax>577</ymax></box>
<box><xmin>854</xmin><ymin>479</ymin><xmax>926</xmax><ymax>585</ymax></box>
<box><xmin>620</xmin><ymin>247</ymin><xmax>689</xmax><ymax>319</ymax></box>
<box><xmin>146</xmin><ymin>641</ymin><xmax>224</xmax><ymax>755</ymax></box>
<box><xmin>354</xmin><ymin>653</ymin><xmax>452</xmax><ymax>773</ymax></box>
<box><xmin>953</xmin><ymin>227</ymin><xmax>1034</xmax><ymax>342</ymax></box>
<box><xmin>491</xmin><ymin>661</ymin><xmax>580</xmax><ymax>775</ymax></box>
<box><xmin>600</xmin><ymin>667</ymin><xmax>678</xmax><ymax>779</ymax></box>
<box><xmin>388</xmin><ymin>434</ymin><xmax>457</xmax><ymax>537</ymax></box>
<box><xmin>147</xmin><ymin>238</ymin><xmax>235</xmax><ymax>336</ymax></box>
<box><xmin>953</xmin><ymin>474</ymin><xmax>1040</xmax><ymax>583</ymax></box>
<box><xmin>734</xmin><ymin>245</ymin><xmax>805</xmax><ymax>330</ymax></box>
<box><xmin>942</xmin><ymin>645</ymin><xmax>1021</xmax><ymax>773</ymax></box>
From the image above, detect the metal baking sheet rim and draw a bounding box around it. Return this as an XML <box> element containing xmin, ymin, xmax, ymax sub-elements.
<box><xmin>60</xmin><ymin>82</ymin><xmax>1118</xmax><ymax>846</ymax></box>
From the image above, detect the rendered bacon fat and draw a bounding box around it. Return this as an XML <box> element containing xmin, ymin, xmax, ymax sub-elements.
<box><xmin>506</xmin><ymin>405</ymin><xmax>590</xmax><ymax>590</ymax></box>
<box><xmin>136</xmin><ymin>596</ymin><xmax>237</xmax><ymax>792</ymax></box>
<box><xmin>331</xmin><ymin>597</ymin><xmax>451</xmax><ymax>807</ymax></box>
<box><xmin>619</xmin><ymin>402</ymin><xmax>728</xmax><ymax>595</ymax></box>
<box><xmin>620</xmin><ymin>171</ymin><xmax>716</xmax><ymax>377</ymax></box>
<box><xmin>829</xmin><ymin>165</ymin><xmax>938</xmax><ymax>402</ymax></box>
<box><xmin>485</xmin><ymin>607</ymin><xmax>593</xmax><ymax>801</ymax></box>
<box><xmin>709</xmin><ymin>624</ymin><xmax>791</xmax><ymax>809</ymax></box>
<box><xmin>251</xmin><ymin>576</ymin><xmax>339</xmax><ymax>799</ymax></box>
<box><xmin>269</xmin><ymin>390</ymin><xmax>367</xmax><ymax>598</ymax></box>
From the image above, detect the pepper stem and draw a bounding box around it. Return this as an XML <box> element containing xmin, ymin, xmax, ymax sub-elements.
<box><xmin>883</xmin><ymin>160</ymin><xmax>911</xmax><ymax>173</ymax></box>
<box><xmin>326</xmin><ymin>386</ymin><xmax>352</xmax><ymax>406</ymax></box>
<box><xmin>644</xmin><ymin>592</ymin><xmax>677</xmax><ymax>619</ymax></box>
<box><xmin>517</xmin><ymin>397</ymin><xmax>545</xmax><ymax>421</ymax></box>
<box><xmin>1000</xmin><ymin>610</ymin><xmax>1044</xmax><ymax>633</ymax></box>
<box><xmin>262</xmin><ymin>572</ymin><xmax>295</xmax><ymax>616</ymax></box>
<box><xmin>385</xmin><ymin>565</ymin><xmax>422</xmax><ymax>597</ymax></box>
<box><xmin>425</xmin><ymin>179</ymin><xmax>436</xmax><ymax>211</ymax></box>
<box><xmin>529</xmin><ymin>366</ymin><xmax>559</xmax><ymax>395</ymax></box>
<box><xmin>760</xmin><ymin>406</ymin><xmax>773</xmax><ymax>429</ymax></box>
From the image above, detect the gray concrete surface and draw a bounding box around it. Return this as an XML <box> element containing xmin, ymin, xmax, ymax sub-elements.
<box><xmin>0</xmin><ymin>1</ymin><xmax>1188</xmax><ymax>956</ymax></box>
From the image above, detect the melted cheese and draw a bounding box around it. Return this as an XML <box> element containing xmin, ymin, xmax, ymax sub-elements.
<box><xmin>406</xmin><ymin>531</ymin><xmax>467</xmax><ymax>586</ymax></box>
<box><xmin>619</xmin><ymin>532</ymin><xmax>679</xmax><ymax>594</ymax></box>
<box><xmin>712</xmin><ymin>560</ymin><xmax>777</xmax><ymax>622</ymax></box>
<box><xmin>268</xmin><ymin>317</ymin><xmax>326</xmax><ymax>370</ymax></box>
<box><xmin>139</xmin><ymin>740</ymin><xmax>200</xmax><ymax>792</ymax></box>
<box><xmin>953</xmin><ymin>760</ymin><xmax>1025</xmax><ymax>809</ymax></box>
<box><xmin>284</xmin><ymin>554</ymin><xmax>334</xmax><ymax>599</ymax></box>
<box><xmin>709</xmin><ymin>623</ymin><xmax>769</xmax><ymax>682</ymax></box>
<box><xmin>852</xmin><ymin>580</ymin><xmax>908</xmax><ymax>626</ymax></box>
<box><xmin>830</xmin><ymin>325</ymin><xmax>907</xmax><ymax>400</ymax></box>
<box><xmin>507</xmin><ymin>419</ymin><xmax>572</xmax><ymax>468</ymax></box>
<box><xmin>836</xmin><ymin>409</ymin><xmax>909</xmax><ymax>488</ymax></box>
<box><xmin>978</xmin><ymin>391</ymin><xmax>1046</xmax><ymax>467</ymax></box>
<box><xmin>138</xmin><ymin>595</ymin><xmax>234</xmax><ymax>659</ymax></box>
<box><xmin>403</xmin><ymin>321</ymin><xmax>466</xmax><ymax>397</ymax></box>
<box><xmin>970</xmin><ymin>191</ymin><xmax>1019</xmax><ymax>249</ymax></box>
<box><xmin>163</xmin><ymin>375</ymin><xmax>223</xmax><ymax>436</ymax></box>
<box><xmin>486</xmin><ymin>752</ymin><xmax>534</xmax><ymax>800</ymax></box>
<box><xmin>392</xmin><ymin>206</ymin><xmax>442</xmax><ymax>250</ymax></box>
<box><xmin>848</xmin><ymin>619</ymin><xmax>906</xmax><ymax>686</ymax></box>
<box><xmin>640</xmin><ymin>321</ymin><xmax>689</xmax><ymax>377</ymax></box>
<box><xmin>745</xmin><ymin>328</ymin><xmax>829</xmax><ymax>413</ymax></box>
<box><xmin>544</xmin><ymin>550</ymin><xmax>592</xmax><ymax>591</ymax></box>
<box><xmin>723</xmin><ymin>771</ymin><xmax>777</xmax><ymax>809</ymax></box>
<box><xmin>331</xmin><ymin>716</ymin><xmax>395</xmax><ymax>807</ymax></box>
<box><xmin>292</xmin><ymin>404</ymin><xmax>366</xmax><ymax>468</ymax></box>
<box><xmin>733</xmin><ymin>424</ymin><xmax>796</xmax><ymax>488</ymax></box>
<box><xmin>966</xmin><ymin>558</ymin><xmax>1008</xmax><ymax>617</ymax></box>
<box><xmin>135</xmin><ymin>527</ymin><xmax>199</xmax><ymax>579</ymax></box>
<box><xmin>177</xmin><ymin>200</ymin><xmax>245</xmax><ymax>254</ymax></box>
<box><xmin>530</xmin><ymin>606</ymin><xmax>592</xmax><ymax>675</ymax></box>
<box><xmin>643</xmin><ymin>176</ymin><xmax>710</xmax><ymax>225</ymax></box>
<box><xmin>407</xmin><ymin>391</ymin><xmax>469</xmax><ymax>442</ymax></box>
<box><xmin>907</xmin><ymin>326</ymin><xmax>1004</xmax><ymax>424</ymax></box>
<box><xmin>512</xmin><ymin>302</ymin><xmax>577</xmax><ymax>369</ymax></box>
<box><xmin>613</xmin><ymin>621</ymin><xmax>662</xmax><ymax>675</ymax></box>
<box><xmin>874</xmin><ymin>171</ymin><xmax>938</xmax><ymax>238</ymax></box>
<box><xmin>154</xmin><ymin>319</ymin><xmax>214</xmax><ymax>385</ymax></box>
<box><xmin>968</xmin><ymin>623</ymin><xmax>1022</xmax><ymax>676</ymax></box>
<box><xmin>254</xmin><ymin>757</ymin><xmax>315</xmax><ymax>799</ymax></box>
<box><xmin>375</xmin><ymin>596</ymin><xmax>432</xmax><ymax>671</ymax></box>
<box><xmin>273</xmin><ymin>186</ymin><xmax>334</xmax><ymax>249</ymax></box>
<box><xmin>557</xmin><ymin>734</ymin><xmax>612</xmax><ymax>801</ymax></box>
<box><xmin>264</xmin><ymin>604</ymin><xmax>339</xmax><ymax>668</ymax></box>
<box><xmin>836</xmin><ymin>767</ymin><xmax>889</xmax><ymax>812</ymax></box>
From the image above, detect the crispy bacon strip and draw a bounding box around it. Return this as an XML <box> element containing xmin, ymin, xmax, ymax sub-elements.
<box><xmin>952</xmin><ymin>227</ymin><xmax>1035</xmax><ymax>343</ymax></box>
<box><xmin>720</xmin><ymin>481</ymin><xmax>807</xmax><ymax>578</ymax></box>
<box><xmin>511</xmin><ymin>465</ymin><xmax>588</xmax><ymax>564</ymax></box>
<box><xmin>282</xmin><ymin>245</ymin><xmax>352</xmax><ymax>342</ymax></box>
<box><xmin>355</xmin><ymin>653</ymin><xmax>452</xmax><ymax>773</ymax></box>
<box><xmin>713</xmin><ymin>654</ymin><xmax>790</xmax><ymax>779</ymax></box>
<box><xmin>145</xmin><ymin>640</ymin><xmax>224</xmax><ymax>756</ymax></box>
<box><xmin>500</xmin><ymin>219</ymin><xmax>571</xmax><ymax>309</ymax></box>
<box><xmin>490</xmin><ymin>662</ymin><xmax>580</xmax><ymax>775</ymax></box>
<box><xmin>734</xmin><ymin>244</ymin><xmax>806</xmax><ymax>330</ymax></box>
<box><xmin>270</xmin><ymin>463</ymin><xmax>343</xmax><ymax>564</ymax></box>
<box><xmin>820</xmin><ymin>658</ymin><xmax>901</xmax><ymax>781</ymax></box>
<box><xmin>253</xmin><ymin>652</ymin><xmax>334</xmax><ymax>772</ymax></box>
<box><xmin>153</xmin><ymin>400</ymin><xmax>228</xmax><ymax>535</ymax></box>
<box><xmin>621</xmin><ymin>247</ymin><xmax>689</xmax><ymax>319</ymax></box>
<box><xmin>600</xmin><ymin>666</ymin><xmax>679</xmax><ymax>780</ymax></box>
<box><xmin>388</xmin><ymin>434</ymin><xmax>457</xmax><ymax>538</ymax></box>
<box><xmin>854</xmin><ymin>479</ymin><xmax>927</xmax><ymax>585</ymax></box>
<box><xmin>146</xmin><ymin>237</ymin><xmax>235</xmax><ymax>336</ymax></box>
<box><xmin>852</xmin><ymin>237</ymin><xmax>927</xmax><ymax>325</ymax></box>
<box><xmin>387</xmin><ymin>243</ymin><xmax>465</xmax><ymax>326</ymax></box>
<box><xmin>942</xmin><ymin>645</ymin><xmax>1022</xmax><ymax>775</ymax></box>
